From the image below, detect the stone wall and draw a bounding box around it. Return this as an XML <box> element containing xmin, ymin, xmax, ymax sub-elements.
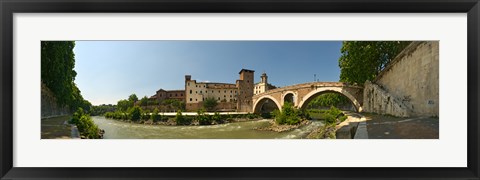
<box><xmin>363</xmin><ymin>81</ymin><xmax>411</xmax><ymax>117</ymax></box>
<box><xmin>41</xmin><ymin>82</ymin><xmax>70</xmax><ymax>119</ymax></box>
<box><xmin>363</xmin><ymin>41</ymin><xmax>439</xmax><ymax>117</ymax></box>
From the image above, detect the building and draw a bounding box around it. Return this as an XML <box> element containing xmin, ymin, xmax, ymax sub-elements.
<box><xmin>153</xmin><ymin>89</ymin><xmax>185</xmax><ymax>103</ymax></box>
<box><xmin>185</xmin><ymin>69</ymin><xmax>255</xmax><ymax>112</ymax></box>
<box><xmin>254</xmin><ymin>72</ymin><xmax>277</xmax><ymax>95</ymax></box>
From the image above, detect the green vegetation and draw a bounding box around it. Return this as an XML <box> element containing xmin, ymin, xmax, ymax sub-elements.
<box><xmin>162</xmin><ymin>99</ymin><xmax>185</xmax><ymax>111</ymax></box>
<box><xmin>90</xmin><ymin>104</ymin><xmax>116</xmax><ymax>116</ymax></box>
<box><xmin>70</xmin><ymin>108</ymin><xmax>101</xmax><ymax>139</ymax></box>
<box><xmin>203</xmin><ymin>97</ymin><xmax>218</xmax><ymax>111</ymax></box>
<box><xmin>41</xmin><ymin>41</ymin><xmax>91</xmax><ymax>112</ymax></box>
<box><xmin>152</xmin><ymin>108</ymin><xmax>161</xmax><ymax>122</ymax></box>
<box><xmin>273</xmin><ymin>102</ymin><xmax>309</xmax><ymax>125</ymax></box>
<box><xmin>175</xmin><ymin>110</ymin><xmax>191</xmax><ymax>125</ymax></box>
<box><xmin>338</xmin><ymin>41</ymin><xmax>411</xmax><ymax>85</ymax></box>
<box><xmin>321</xmin><ymin>106</ymin><xmax>348</xmax><ymax>125</ymax></box>
<box><xmin>308</xmin><ymin>93</ymin><xmax>350</xmax><ymax>109</ymax></box>
<box><xmin>128</xmin><ymin>106</ymin><xmax>142</xmax><ymax>121</ymax></box>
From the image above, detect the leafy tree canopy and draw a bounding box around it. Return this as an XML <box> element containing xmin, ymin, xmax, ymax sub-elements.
<box><xmin>338</xmin><ymin>41</ymin><xmax>411</xmax><ymax>84</ymax></box>
<box><xmin>41</xmin><ymin>41</ymin><xmax>91</xmax><ymax>111</ymax></box>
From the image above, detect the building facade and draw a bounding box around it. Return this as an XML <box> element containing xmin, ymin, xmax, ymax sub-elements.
<box><xmin>254</xmin><ymin>72</ymin><xmax>277</xmax><ymax>95</ymax></box>
<box><xmin>153</xmin><ymin>89</ymin><xmax>185</xmax><ymax>103</ymax></box>
<box><xmin>185</xmin><ymin>69</ymin><xmax>255</xmax><ymax>112</ymax></box>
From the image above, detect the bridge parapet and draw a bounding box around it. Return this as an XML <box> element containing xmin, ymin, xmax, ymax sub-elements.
<box><xmin>253</xmin><ymin>82</ymin><xmax>362</xmax><ymax>98</ymax></box>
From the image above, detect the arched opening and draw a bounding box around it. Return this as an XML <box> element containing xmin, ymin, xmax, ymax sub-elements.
<box><xmin>298</xmin><ymin>87</ymin><xmax>361</xmax><ymax>113</ymax></box>
<box><xmin>301</xmin><ymin>91</ymin><xmax>356</xmax><ymax>112</ymax></box>
<box><xmin>283</xmin><ymin>93</ymin><xmax>294</xmax><ymax>105</ymax></box>
<box><xmin>254</xmin><ymin>98</ymin><xmax>280</xmax><ymax>114</ymax></box>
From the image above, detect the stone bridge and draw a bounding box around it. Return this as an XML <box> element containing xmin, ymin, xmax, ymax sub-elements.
<box><xmin>252</xmin><ymin>82</ymin><xmax>364</xmax><ymax>113</ymax></box>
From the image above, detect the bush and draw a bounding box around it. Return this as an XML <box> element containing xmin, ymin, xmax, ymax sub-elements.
<box><xmin>129</xmin><ymin>106</ymin><xmax>142</xmax><ymax>121</ymax></box>
<box><xmin>175</xmin><ymin>110</ymin><xmax>191</xmax><ymax>125</ymax></box>
<box><xmin>152</xmin><ymin>108</ymin><xmax>161</xmax><ymax>122</ymax></box>
<box><xmin>274</xmin><ymin>102</ymin><xmax>302</xmax><ymax>125</ymax></box>
<box><xmin>70</xmin><ymin>108</ymin><xmax>101</xmax><ymax>139</ymax></box>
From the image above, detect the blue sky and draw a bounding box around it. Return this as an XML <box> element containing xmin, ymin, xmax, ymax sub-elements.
<box><xmin>73</xmin><ymin>41</ymin><xmax>343</xmax><ymax>105</ymax></box>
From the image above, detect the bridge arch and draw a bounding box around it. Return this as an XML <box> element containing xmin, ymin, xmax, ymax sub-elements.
<box><xmin>298</xmin><ymin>87</ymin><xmax>363</xmax><ymax>112</ymax></box>
<box><xmin>252</xmin><ymin>95</ymin><xmax>282</xmax><ymax>114</ymax></box>
<box><xmin>281</xmin><ymin>91</ymin><xmax>297</xmax><ymax>106</ymax></box>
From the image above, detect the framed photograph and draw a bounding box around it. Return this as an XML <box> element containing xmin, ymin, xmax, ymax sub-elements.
<box><xmin>1</xmin><ymin>0</ymin><xmax>479</xmax><ymax>179</ymax></box>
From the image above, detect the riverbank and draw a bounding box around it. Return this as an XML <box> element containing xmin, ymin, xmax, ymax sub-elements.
<box><xmin>254</xmin><ymin>119</ymin><xmax>311</xmax><ymax>132</ymax></box>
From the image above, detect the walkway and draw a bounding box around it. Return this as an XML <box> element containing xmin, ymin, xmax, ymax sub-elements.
<box><xmin>355</xmin><ymin>113</ymin><xmax>439</xmax><ymax>139</ymax></box>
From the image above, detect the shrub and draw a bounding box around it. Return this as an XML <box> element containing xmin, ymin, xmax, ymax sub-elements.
<box><xmin>152</xmin><ymin>108</ymin><xmax>161</xmax><ymax>122</ymax></box>
<box><xmin>274</xmin><ymin>102</ymin><xmax>302</xmax><ymax>125</ymax></box>
<box><xmin>70</xmin><ymin>108</ymin><xmax>101</xmax><ymax>139</ymax></box>
<box><xmin>129</xmin><ymin>106</ymin><xmax>142</xmax><ymax>121</ymax></box>
<box><xmin>175</xmin><ymin>110</ymin><xmax>191</xmax><ymax>125</ymax></box>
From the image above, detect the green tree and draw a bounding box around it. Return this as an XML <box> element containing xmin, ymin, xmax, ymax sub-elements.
<box><xmin>338</xmin><ymin>41</ymin><xmax>411</xmax><ymax>84</ymax></box>
<box><xmin>117</xmin><ymin>99</ymin><xmax>133</xmax><ymax>112</ymax></box>
<box><xmin>129</xmin><ymin>106</ymin><xmax>142</xmax><ymax>121</ymax></box>
<box><xmin>308</xmin><ymin>93</ymin><xmax>350</xmax><ymax>109</ymax></box>
<box><xmin>41</xmin><ymin>41</ymin><xmax>91</xmax><ymax>111</ymax></box>
<box><xmin>140</xmin><ymin>96</ymin><xmax>149</xmax><ymax>106</ymax></box>
<box><xmin>203</xmin><ymin>97</ymin><xmax>218</xmax><ymax>111</ymax></box>
<box><xmin>129</xmin><ymin>94</ymin><xmax>138</xmax><ymax>103</ymax></box>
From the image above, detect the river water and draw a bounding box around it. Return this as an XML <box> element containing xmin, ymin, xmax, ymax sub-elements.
<box><xmin>92</xmin><ymin>116</ymin><xmax>323</xmax><ymax>139</ymax></box>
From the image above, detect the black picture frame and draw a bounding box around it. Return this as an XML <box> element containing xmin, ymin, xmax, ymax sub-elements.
<box><xmin>1</xmin><ymin>0</ymin><xmax>479</xmax><ymax>179</ymax></box>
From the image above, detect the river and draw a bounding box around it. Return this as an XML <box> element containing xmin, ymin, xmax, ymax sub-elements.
<box><xmin>92</xmin><ymin>116</ymin><xmax>323</xmax><ymax>139</ymax></box>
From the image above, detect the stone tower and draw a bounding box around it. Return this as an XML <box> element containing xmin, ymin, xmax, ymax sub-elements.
<box><xmin>236</xmin><ymin>69</ymin><xmax>254</xmax><ymax>112</ymax></box>
<box><xmin>260</xmin><ymin>72</ymin><xmax>268</xmax><ymax>84</ymax></box>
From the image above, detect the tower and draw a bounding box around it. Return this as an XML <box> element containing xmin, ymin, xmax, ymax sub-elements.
<box><xmin>237</xmin><ymin>69</ymin><xmax>254</xmax><ymax>112</ymax></box>
<box><xmin>261</xmin><ymin>72</ymin><xmax>268</xmax><ymax>84</ymax></box>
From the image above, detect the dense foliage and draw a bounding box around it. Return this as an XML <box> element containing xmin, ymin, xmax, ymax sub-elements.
<box><xmin>70</xmin><ymin>108</ymin><xmax>101</xmax><ymax>139</ymax></box>
<box><xmin>322</xmin><ymin>106</ymin><xmax>348</xmax><ymax>125</ymax></box>
<box><xmin>273</xmin><ymin>102</ymin><xmax>309</xmax><ymax>125</ymax></box>
<box><xmin>203</xmin><ymin>97</ymin><xmax>218</xmax><ymax>111</ymax></box>
<box><xmin>41</xmin><ymin>41</ymin><xmax>91</xmax><ymax>111</ymax></box>
<box><xmin>338</xmin><ymin>41</ymin><xmax>411</xmax><ymax>84</ymax></box>
<box><xmin>307</xmin><ymin>93</ymin><xmax>350</xmax><ymax>109</ymax></box>
<box><xmin>90</xmin><ymin>104</ymin><xmax>116</xmax><ymax>116</ymax></box>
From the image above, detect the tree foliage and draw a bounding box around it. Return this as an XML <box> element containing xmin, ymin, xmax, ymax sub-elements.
<box><xmin>203</xmin><ymin>97</ymin><xmax>218</xmax><ymax>111</ymax></box>
<box><xmin>129</xmin><ymin>94</ymin><xmax>138</xmax><ymax>102</ymax></box>
<box><xmin>70</xmin><ymin>108</ymin><xmax>101</xmax><ymax>139</ymax></box>
<box><xmin>308</xmin><ymin>93</ymin><xmax>350</xmax><ymax>109</ymax></box>
<box><xmin>41</xmin><ymin>41</ymin><xmax>91</xmax><ymax>111</ymax></box>
<box><xmin>338</xmin><ymin>41</ymin><xmax>411</xmax><ymax>84</ymax></box>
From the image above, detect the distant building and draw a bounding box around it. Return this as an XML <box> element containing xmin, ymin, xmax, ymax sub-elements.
<box><xmin>185</xmin><ymin>69</ymin><xmax>255</xmax><ymax>112</ymax></box>
<box><xmin>254</xmin><ymin>72</ymin><xmax>277</xmax><ymax>95</ymax></box>
<box><xmin>152</xmin><ymin>89</ymin><xmax>185</xmax><ymax>103</ymax></box>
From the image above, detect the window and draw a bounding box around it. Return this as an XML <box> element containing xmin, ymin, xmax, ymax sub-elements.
<box><xmin>203</xmin><ymin>98</ymin><xmax>204</xmax><ymax>101</ymax></box>
<box><xmin>196</xmin><ymin>85</ymin><xmax>198</xmax><ymax>87</ymax></box>
<box><xmin>188</xmin><ymin>83</ymin><xmax>190</xmax><ymax>86</ymax></box>
<box><xmin>224</xmin><ymin>90</ymin><xmax>226</xmax><ymax>93</ymax></box>
<box><xmin>230</xmin><ymin>90</ymin><xmax>232</xmax><ymax>93</ymax></box>
<box><xmin>160</xmin><ymin>94</ymin><xmax>162</xmax><ymax>97</ymax></box>
<box><xmin>190</xmin><ymin>90</ymin><xmax>192</xmax><ymax>94</ymax></box>
<box><xmin>169</xmin><ymin>94</ymin><xmax>172</xmax><ymax>97</ymax></box>
<box><xmin>190</xmin><ymin>98</ymin><xmax>192</xmax><ymax>101</ymax></box>
<box><xmin>218</xmin><ymin>90</ymin><xmax>220</xmax><ymax>93</ymax></box>
<box><xmin>212</xmin><ymin>90</ymin><xmax>214</xmax><ymax>93</ymax></box>
<box><xmin>230</xmin><ymin>95</ymin><xmax>232</xmax><ymax>97</ymax></box>
<box><xmin>196</xmin><ymin>91</ymin><xmax>197</xmax><ymax>94</ymax></box>
<box><xmin>200</xmin><ymin>91</ymin><xmax>202</xmax><ymax>94</ymax></box>
<box><xmin>224</xmin><ymin>95</ymin><xmax>226</xmax><ymax>97</ymax></box>
<box><xmin>218</xmin><ymin>97</ymin><xmax>220</xmax><ymax>100</ymax></box>
<box><xmin>175</xmin><ymin>94</ymin><xmax>177</xmax><ymax>97</ymax></box>
<box><xmin>195</xmin><ymin>99</ymin><xmax>197</xmax><ymax>101</ymax></box>
<box><xmin>204</xmin><ymin>85</ymin><xmax>206</xmax><ymax>88</ymax></box>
